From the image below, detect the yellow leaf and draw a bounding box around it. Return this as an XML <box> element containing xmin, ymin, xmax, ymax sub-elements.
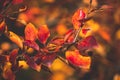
<box><xmin>51</xmin><ymin>58</ymin><xmax>74</xmax><ymax>76</ymax></box>
<box><xmin>9</xmin><ymin>31</ymin><xmax>23</xmax><ymax>49</ymax></box>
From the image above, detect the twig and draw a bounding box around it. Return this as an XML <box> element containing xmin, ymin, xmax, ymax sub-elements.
<box><xmin>73</xmin><ymin>24</ymin><xmax>83</xmax><ymax>43</ymax></box>
<box><xmin>1</xmin><ymin>0</ymin><xmax>13</xmax><ymax>15</ymax></box>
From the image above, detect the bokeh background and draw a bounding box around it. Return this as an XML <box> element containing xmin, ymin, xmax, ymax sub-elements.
<box><xmin>0</xmin><ymin>0</ymin><xmax>120</xmax><ymax>80</ymax></box>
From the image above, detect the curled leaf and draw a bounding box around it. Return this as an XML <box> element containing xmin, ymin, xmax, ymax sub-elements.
<box><xmin>72</xmin><ymin>9</ymin><xmax>86</xmax><ymax>29</ymax></box>
<box><xmin>24</xmin><ymin>55</ymin><xmax>41</xmax><ymax>72</ymax></box>
<box><xmin>38</xmin><ymin>25</ymin><xmax>50</xmax><ymax>44</ymax></box>
<box><xmin>19</xmin><ymin>6</ymin><xmax>27</xmax><ymax>12</ymax></box>
<box><xmin>25</xmin><ymin>23</ymin><xmax>38</xmax><ymax>41</ymax></box>
<box><xmin>64</xmin><ymin>29</ymin><xmax>75</xmax><ymax>43</ymax></box>
<box><xmin>46</xmin><ymin>43</ymin><xmax>61</xmax><ymax>52</ymax></box>
<box><xmin>8</xmin><ymin>31</ymin><xmax>23</xmax><ymax>49</ymax></box>
<box><xmin>51</xmin><ymin>37</ymin><xmax>64</xmax><ymax>46</ymax></box>
<box><xmin>24</xmin><ymin>40</ymin><xmax>39</xmax><ymax>51</ymax></box>
<box><xmin>66</xmin><ymin>50</ymin><xmax>91</xmax><ymax>69</ymax></box>
<box><xmin>76</xmin><ymin>36</ymin><xmax>97</xmax><ymax>51</ymax></box>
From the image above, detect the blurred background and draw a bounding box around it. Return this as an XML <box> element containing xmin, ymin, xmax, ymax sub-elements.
<box><xmin>0</xmin><ymin>0</ymin><xmax>120</xmax><ymax>80</ymax></box>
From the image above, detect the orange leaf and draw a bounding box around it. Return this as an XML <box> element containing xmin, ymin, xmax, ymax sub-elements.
<box><xmin>72</xmin><ymin>9</ymin><xmax>86</xmax><ymax>29</ymax></box>
<box><xmin>38</xmin><ymin>25</ymin><xmax>50</xmax><ymax>44</ymax></box>
<box><xmin>66</xmin><ymin>50</ymin><xmax>91</xmax><ymax>69</ymax></box>
<box><xmin>0</xmin><ymin>20</ymin><xmax>5</xmax><ymax>34</ymax></box>
<box><xmin>25</xmin><ymin>23</ymin><xmax>38</xmax><ymax>41</ymax></box>
<box><xmin>9</xmin><ymin>31</ymin><xmax>23</xmax><ymax>49</ymax></box>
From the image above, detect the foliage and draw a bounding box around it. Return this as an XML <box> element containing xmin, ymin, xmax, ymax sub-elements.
<box><xmin>0</xmin><ymin>0</ymin><xmax>114</xmax><ymax>80</ymax></box>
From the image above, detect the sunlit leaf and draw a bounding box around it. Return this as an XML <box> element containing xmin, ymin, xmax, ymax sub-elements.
<box><xmin>65</xmin><ymin>50</ymin><xmax>91</xmax><ymax>69</ymax></box>
<box><xmin>24</xmin><ymin>55</ymin><xmax>41</xmax><ymax>72</ymax></box>
<box><xmin>8</xmin><ymin>31</ymin><xmax>23</xmax><ymax>49</ymax></box>
<box><xmin>76</xmin><ymin>36</ymin><xmax>97</xmax><ymax>51</ymax></box>
<box><xmin>72</xmin><ymin>9</ymin><xmax>86</xmax><ymax>29</ymax></box>
<box><xmin>25</xmin><ymin>23</ymin><xmax>38</xmax><ymax>41</ymax></box>
<box><xmin>24</xmin><ymin>40</ymin><xmax>39</xmax><ymax>51</ymax></box>
<box><xmin>51</xmin><ymin>58</ymin><xmax>74</xmax><ymax>76</ymax></box>
<box><xmin>19</xmin><ymin>61</ymin><xmax>29</xmax><ymax>69</ymax></box>
<box><xmin>38</xmin><ymin>25</ymin><xmax>50</xmax><ymax>44</ymax></box>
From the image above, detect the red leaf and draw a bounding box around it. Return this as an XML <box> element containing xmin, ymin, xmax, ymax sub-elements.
<box><xmin>24</xmin><ymin>40</ymin><xmax>39</xmax><ymax>51</ymax></box>
<box><xmin>66</xmin><ymin>50</ymin><xmax>91</xmax><ymax>69</ymax></box>
<box><xmin>76</xmin><ymin>36</ymin><xmax>97</xmax><ymax>50</ymax></box>
<box><xmin>0</xmin><ymin>21</ymin><xmax>5</xmax><ymax>34</ymax></box>
<box><xmin>9</xmin><ymin>49</ymin><xmax>18</xmax><ymax>65</ymax></box>
<box><xmin>38</xmin><ymin>25</ymin><xmax>50</xmax><ymax>44</ymax></box>
<box><xmin>64</xmin><ymin>29</ymin><xmax>75</xmax><ymax>43</ymax></box>
<box><xmin>50</xmin><ymin>37</ymin><xmax>64</xmax><ymax>45</ymax></box>
<box><xmin>25</xmin><ymin>23</ymin><xmax>38</xmax><ymax>41</ymax></box>
<box><xmin>82</xmin><ymin>29</ymin><xmax>90</xmax><ymax>35</ymax></box>
<box><xmin>12</xmin><ymin>0</ymin><xmax>23</xmax><ymax>5</ymax></box>
<box><xmin>72</xmin><ymin>9</ymin><xmax>86</xmax><ymax>29</ymax></box>
<box><xmin>24</xmin><ymin>55</ymin><xmax>41</xmax><ymax>72</ymax></box>
<box><xmin>41</xmin><ymin>53</ymin><xmax>56</xmax><ymax>63</ymax></box>
<box><xmin>3</xmin><ymin>68</ymin><xmax>15</xmax><ymax>80</ymax></box>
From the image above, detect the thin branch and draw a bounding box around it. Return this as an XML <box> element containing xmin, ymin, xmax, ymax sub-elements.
<box><xmin>73</xmin><ymin>24</ymin><xmax>83</xmax><ymax>43</ymax></box>
<box><xmin>1</xmin><ymin>0</ymin><xmax>13</xmax><ymax>14</ymax></box>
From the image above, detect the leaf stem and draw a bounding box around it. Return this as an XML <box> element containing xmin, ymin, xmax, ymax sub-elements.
<box><xmin>73</xmin><ymin>24</ymin><xmax>83</xmax><ymax>43</ymax></box>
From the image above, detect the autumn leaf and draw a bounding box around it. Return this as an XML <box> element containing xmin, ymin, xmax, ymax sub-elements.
<box><xmin>38</xmin><ymin>25</ymin><xmax>50</xmax><ymax>44</ymax></box>
<box><xmin>65</xmin><ymin>50</ymin><xmax>91</xmax><ymax>69</ymax></box>
<box><xmin>2</xmin><ymin>62</ymin><xmax>15</xmax><ymax>80</ymax></box>
<box><xmin>72</xmin><ymin>9</ymin><xmax>86</xmax><ymax>29</ymax></box>
<box><xmin>76</xmin><ymin>36</ymin><xmax>97</xmax><ymax>51</ymax></box>
<box><xmin>0</xmin><ymin>20</ymin><xmax>5</xmax><ymax>34</ymax></box>
<box><xmin>24</xmin><ymin>40</ymin><xmax>39</xmax><ymax>51</ymax></box>
<box><xmin>50</xmin><ymin>37</ymin><xmax>64</xmax><ymax>46</ymax></box>
<box><xmin>25</xmin><ymin>23</ymin><xmax>38</xmax><ymax>41</ymax></box>
<box><xmin>24</xmin><ymin>55</ymin><xmax>41</xmax><ymax>72</ymax></box>
<box><xmin>82</xmin><ymin>29</ymin><xmax>90</xmax><ymax>35</ymax></box>
<box><xmin>8</xmin><ymin>31</ymin><xmax>23</xmax><ymax>49</ymax></box>
<box><xmin>64</xmin><ymin>29</ymin><xmax>75</xmax><ymax>43</ymax></box>
<box><xmin>35</xmin><ymin>53</ymin><xmax>57</xmax><ymax>67</ymax></box>
<box><xmin>9</xmin><ymin>49</ymin><xmax>18</xmax><ymax>65</ymax></box>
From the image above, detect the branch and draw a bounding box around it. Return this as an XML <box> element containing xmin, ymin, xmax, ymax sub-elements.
<box><xmin>73</xmin><ymin>24</ymin><xmax>83</xmax><ymax>43</ymax></box>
